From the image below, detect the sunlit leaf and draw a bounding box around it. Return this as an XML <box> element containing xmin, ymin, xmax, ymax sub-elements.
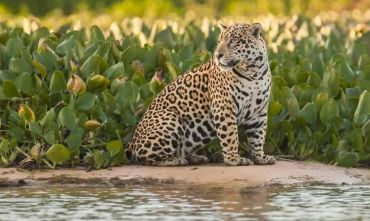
<box><xmin>106</xmin><ymin>140</ymin><xmax>123</xmax><ymax>157</ymax></box>
<box><xmin>87</xmin><ymin>75</ymin><xmax>109</xmax><ymax>91</ymax></box>
<box><xmin>93</xmin><ymin>150</ymin><xmax>105</xmax><ymax>169</ymax></box>
<box><xmin>32</xmin><ymin>59</ymin><xmax>47</xmax><ymax>78</ymax></box>
<box><xmin>46</xmin><ymin>144</ymin><xmax>70</xmax><ymax>164</ymax></box>
<box><xmin>268</xmin><ymin>101</ymin><xmax>282</xmax><ymax>117</ymax></box>
<box><xmin>3</xmin><ymin>80</ymin><xmax>21</xmax><ymax>97</ymax></box>
<box><xmin>354</xmin><ymin>90</ymin><xmax>370</xmax><ymax>125</ymax></box>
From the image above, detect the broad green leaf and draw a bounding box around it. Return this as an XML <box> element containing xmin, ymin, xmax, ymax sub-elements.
<box><xmin>131</xmin><ymin>71</ymin><xmax>146</xmax><ymax>86</ymax></box>
<box><xmin>32</xmin><ymin>27</ymin><xmax>50</xmax><ymax>40</ymax></box>
<box><xmin>106</xmin><ymin>140</ymin><xmax>123</xmax><ymax>157</ymax></box>
<box><xmin>115</xmin><ymin>80</ymin><xmax>139</xmax><ymax>109</ymax></box>
<box><xmin>286</xmin><ymin>98</ymin><xmax>300</xmax><ymax>118</ymax></box>
<box><xmin>3</xmin><ymin>80</ymin><xmax>21</xmax><ymax>97</ymax></box>
<box><xmin>80</xmin><ymin>55</ymin><xmax>108</xmax><ymax>77</ymax></box>
<box><xmin>166</xmin><ymin>62</ymin><xmax>180</xmax><ymax>81</ymax></box>
<box><xmin>268</xmin><ymin>101</ymin><xmax>282</xmax><ymax>117</ymax></box>
<box><xmin>336</xmin><ymin>151</ymin><xmax>359</xmax><ymax>167</ymax></box>
<box><xmin>139</xmin><ymin>83</ymin><xmax>154</xmax><ymax>101</ymax></box>
<box><xmin>154</xmin><ymin>27</ymin><xmax>175</xmax><ymax>48</ymax></box>
<box><xmin>346</xmin><ymin>128</ymin><xmax>363</xmax><ymax>153</ymax></box>
<box><xmin>76</xmin><ymin>92</ymin><xmax>97</xmax><ymax>111</ymax></box>
<box><xmin>298</xmin><ymin>103</ymin><xmax>317</xmax><ymax>125</ymax></box>
<box><xmin>0</xmin><ymin>70</ymin><xmax>16</xmax><ymax>81</ymax></box>
<box><xmin>90</xmin><ymin>25</ymin><xmax>105</xmax><ymax>42</ymax></box>
<box><xmin>76</xmin><ymin>113</ymin><xmax>89</xmax><ymax>127</ymax></box>
<box><xmin>46</xmin><ymin>144</ymin><xmax>70</xmax><ymax>164</ymax></box>
<box><xmin>315</xmin><ymin>92</ymin><xmax>329</xmax><ymax>109</ymax></box>
<box><xmin>40</xmin><ymin>108</ymin><xmax>56</xmax><ymax>128</ymax></box>
<box><xmin>56</xmin><ymin>37</ymin><xmax>77</xmax><ymax>55</ymax></box>
<box><xmin>87</xmin><ymin>75</ymin><xmax>109</xmax><ymax>91</ymax></box>
<box><xmin>307</xmin><ymin>72</ymin><xmax>321</xmax><ymax>88</ymax></box>
<box><xmin>322</xmin><ymin>68</ymin><xmax>339</xmax><ymax>96</ymax></box>
<box><xmin>353</xmin><ymin>90</ymin><xmax>370</xmax><ymax>125</ymax></box>
<box><xmin>15</xmin><ymin>72</ymin><xmax>34</xmax><ymax>95</ymax></box>
<box><xmin>102</xmin><ymin>90</ymin><xmax>116</xmax><ymax>112</ymax></box>
<box><xmin>50</xmin><ymin>71</ymin><xmax>67</xmax><ymax>93</ymax></box>
<box><xmin>272</xmin><ymin>76</ymin><xmax>287</xmax><ymax>88</ymax></box>
<box><xmin>0</xmin><ymin>139</ymin><xmax>9</xmax><ymax>152</ymax></box>
<box><xmin>320</xmin><ymin>98</ymin><xmax>339</xmax><ymax>124</ymax></box>
<box><xmin>43</xmin><ymin>130</ymin><xmax>56</xmax><ymax>145</ymax></box>
<box><xmin>9</xmin><ymin>127</ymin><xmax>25</xmax><ymax>141</ymax></box>
<box><xmin>353</xmin><ymin>32</ymin><xmax>370</xmax><ymax>63</ymax></box>
<box><xmin>103</xmin><ymin>62</ymin><xmax>125</xmax><ymax>80</ymax></box>
<box><xmin>33</xmin><ymin>49</ymin><xmax>58</xmax><ymax>71</ymax></box>
<box><xmin>121</xmin><ymin>108</ymin><xmax>137</xmax><ymax>126</ymax></box>
<box><xmin>6</xmin><ymin>37</ymin><xmax>22</xmax><ymax>58</ymax></box>
<box><xmin>29</xmin><ymin>122</ymin><xmax>42</xmax><ymax>136</ymax></box>
<box><xmin>341</xmin><ymin>61</ymin><xmax>355</xmax><ymax>82</ymax></box>
<box><xmin>362</xmin><ymin>119</ymin><xmax>370</xmax><ymax>137</ymax></box>
<box><xmin>65</xmin><ymin>127</ymin><xmax>84</xmax><ymax>148</ymax></box>
<box><xmin>298</xmin><ymin>84</ymin><xmax>314</xmax><ymax>103</ymax></box>
<box><xmin>32</xmin><ymin>59</ymin><xmax>47</xmax><ymax>78</ymax></box>
<box><xmin>9</xmin><ymin>58</ymin><xmax>32</xmax><ymax>74</ymax></box>
<box><xmin>346</xmin><ymin>87</ymin><xmax>362</xmax><ymax>99</ymax></box>
<box><xmin>93</xmin><ymin>150</ymin><xmax>105</xmax><ymax>169</ymax></box>
<box><xmin>58</xmin><ymin>106</ymin><xmax>76</xmax><ymax>129</ymax></box>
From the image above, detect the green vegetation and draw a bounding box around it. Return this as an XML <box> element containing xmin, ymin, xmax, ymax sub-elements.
<box><xmin>0</xmin><ymin>9</ymin><xmax>370</xmax><ymax>169</ymax></box>
<box><xmin>1</xmin><ymin>0</ymin><xmax>369</xmax><ymax>18</ymax></box>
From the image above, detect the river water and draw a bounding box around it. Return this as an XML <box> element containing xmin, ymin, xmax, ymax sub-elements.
<box><xmin>0</xmin><ymin>185</ymin><xmax>369</xmax><ymax>221</ymax></box>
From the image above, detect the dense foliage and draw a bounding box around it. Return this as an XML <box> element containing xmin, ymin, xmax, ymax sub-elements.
<box><xmin>1</xmin><ymin>0</ymin><xmax>369</xmax><ymax>17</ymax></box>
<box><xmin>0</xmin><ymin>13</ymin><xmax>369</xmax><ymax>169</ymax></box>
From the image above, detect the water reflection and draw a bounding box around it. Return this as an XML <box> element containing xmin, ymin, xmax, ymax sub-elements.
<box><xmin>0</xmin><ymin>185</ymin><xmax>369</xmax><ymax>221</ymax></box>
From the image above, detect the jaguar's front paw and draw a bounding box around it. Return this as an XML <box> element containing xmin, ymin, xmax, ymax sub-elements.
<box><xmin>158</xmin><ymin>157</ymin><xmax>189</xmax><ymax>166</ymax></box>
<box><xmin>254</xmin><ymin>155</ymin><xmax>276</xmax><ymax>165</ymax></box>
<box><xmin>188</xmin><ymin>154</ymin><xmax>209</xmax><ymax>165</ymax></box>
<box><xmin>225</xmin><ymin>157</ymin><xmax>251</xmax><ymax>166</ymax></box>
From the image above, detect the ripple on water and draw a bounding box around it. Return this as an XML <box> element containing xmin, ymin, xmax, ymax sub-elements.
<box><xmin>0</xmin><ymin>185</ymin><xmax>369</xmax><ymax>221</ymax></box>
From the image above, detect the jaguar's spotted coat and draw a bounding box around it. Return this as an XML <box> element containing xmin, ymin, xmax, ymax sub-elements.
<box><xmin>127</xmin><ymin>23</ymin><xmax>276</xmax><ymax>166</ymax></box>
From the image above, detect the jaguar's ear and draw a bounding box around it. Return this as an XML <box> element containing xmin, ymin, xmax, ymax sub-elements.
<box><xmin>250</xmin><ymin>23</ymin><xmax>262</xmax><ymax>38</ymax></box>
<box><xmin>219</xmin><ymin>22</ymin><xmax>228</xmax><ymax>30</ymax></box>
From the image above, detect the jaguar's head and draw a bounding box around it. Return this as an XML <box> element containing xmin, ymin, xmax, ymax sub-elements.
<box><xmin>214</xmin><ymin>23</ymin><xmax>267</xmax><ymax>69</ymax></box>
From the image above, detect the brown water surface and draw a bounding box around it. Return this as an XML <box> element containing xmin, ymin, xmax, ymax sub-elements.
<box><xmin>0</xmin><ymin>185</ymin><xmax>369</xmax><ymax>220</ymax></box>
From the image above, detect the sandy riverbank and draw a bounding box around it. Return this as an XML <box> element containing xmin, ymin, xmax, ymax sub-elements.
<box><xmin>0</xmin><ymin>160</ymin><xmax>369</xmax><ymax>188</ymax></box>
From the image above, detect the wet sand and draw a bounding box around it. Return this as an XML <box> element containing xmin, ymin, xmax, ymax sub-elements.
<box><xmin>0</xmin><ymin>160</ymin><xmax>369</xmax><ymax>188</ymax></box>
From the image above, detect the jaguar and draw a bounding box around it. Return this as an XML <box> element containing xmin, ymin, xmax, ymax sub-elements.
<box><xmin>127</xmin><ymin>23</ymin><xmax>276</xmax><ymax>166</ymax></box>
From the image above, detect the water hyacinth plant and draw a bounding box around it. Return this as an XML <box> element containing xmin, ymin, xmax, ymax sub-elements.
<box><xmin>0</xmin><ymin>12</ymin><xmax>369</xmax><ymax>169</ymax></box>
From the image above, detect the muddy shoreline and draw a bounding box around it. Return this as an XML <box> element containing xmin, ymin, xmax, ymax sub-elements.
<box><xmin>0</xmin><ymin>160</ymin><xmax>369</xmax><ymax>188</ymax></box>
